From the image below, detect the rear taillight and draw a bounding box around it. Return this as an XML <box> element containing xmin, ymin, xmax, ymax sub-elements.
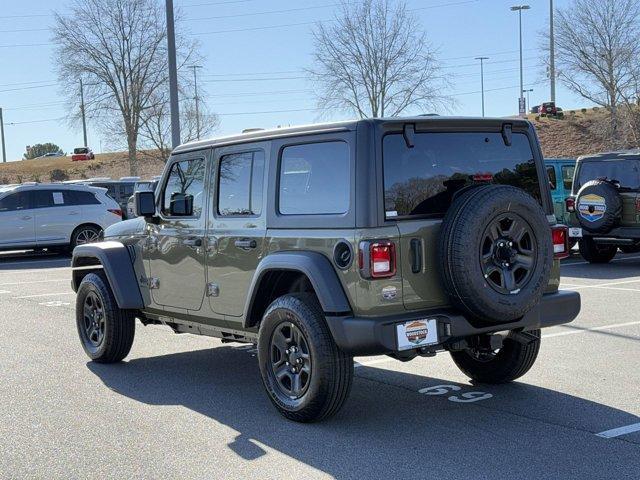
<box><xmin>552</xmin><ymin>225</ymin><xmax>569</xmax><ymax>259</ymax></box>
<box><xmin>108</xmin><ymin>208</ymin><xmax>123</xmax><ymax>218</ymax></box>
<box><xmin>359</xmin><ymin>240</ymin><xmax>396</xmax><ymax>279</ymax></box>
<box><xmin>565</xmin><ymin>197</ymin><xmax>575</xmax><ymax>213</ymax></box>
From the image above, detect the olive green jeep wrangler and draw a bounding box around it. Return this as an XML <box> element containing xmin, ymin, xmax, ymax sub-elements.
<box><xmin>71</xmin><ymin>118</ymin><xmax>580</xmax><ymax>422</ymax></box>
<box><xmin>566</xmin><ymin>151</ymin><xmax>640</xmax><ymax>263</ymax></box>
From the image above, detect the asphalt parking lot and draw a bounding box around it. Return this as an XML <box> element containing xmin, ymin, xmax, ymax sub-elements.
<box><xmin>1</xmin><ymin>251</ymin><xmax>639</xmax><ymax>479</ymax></box>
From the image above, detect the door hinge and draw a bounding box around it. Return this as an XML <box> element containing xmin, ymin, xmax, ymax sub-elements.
<box><xmin>206</xmin><ymin>283</ymin><xmax>220</xmax><ymax>297</ymax></box>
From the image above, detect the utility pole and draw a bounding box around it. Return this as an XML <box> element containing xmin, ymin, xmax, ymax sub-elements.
<box><xmin>0</xmin><ymin>108</ymin><xmax>6</xmax><ymax>163</ymax></box>
<box><xmin>166</xmin><ymin>0</ymin><xmax>181</xmax><ymax>149</ymax></box>
<box><xmin>79</xmin><ymin>79</ymin><xmax>88</xmax><ymax>147</ymax></box>
<box><xmin>549</xmin><ymin>0</ymin><xmax>556</xmax><ymax>103</ymax></box>
<box><xmin>189</xmin><ymin>65</ymin><xmax>203</xmax><ymax>140</ymax></box>
<box><xmin>475</xmin><ymin>57</ymin><xmax>489</xmax><ymax>117</ymax></box>
<box><xmin>511</xmin><ymin>4</ymin><xmax>531</xmax><ymax>118</ymax></box>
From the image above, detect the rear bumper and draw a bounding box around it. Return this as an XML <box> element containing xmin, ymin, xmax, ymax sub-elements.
<box><xmin>325</xmin><ymin>290</ymin><xmax>581</xmax><ymax>356</ymax></box>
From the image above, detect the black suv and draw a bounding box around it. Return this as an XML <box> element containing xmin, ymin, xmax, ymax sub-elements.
<box><xmin>71</xmin><ymin>118</ymin><xmax>580</xmax><ymax>422</ymax></box>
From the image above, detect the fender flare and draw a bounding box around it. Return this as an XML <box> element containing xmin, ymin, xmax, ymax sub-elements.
<box><xmin>71</xmin><ymin>241</ymin><xmax>144</xmax><ymax>309</ymax></box>
<box><xmin>243</xmin><ymin>251</ymin><xmax>351</xmax><ymax>327</ymax></box>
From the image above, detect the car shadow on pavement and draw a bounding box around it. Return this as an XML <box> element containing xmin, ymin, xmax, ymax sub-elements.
<box><xmin>561</xmin><ymin>255</ymin><xmax>640</xmax><ymax>281</ymax></box>
<box><xmin>87</xmin><ymin>346</ymin><xmax>640</xmax><ymax>479</ymax></box>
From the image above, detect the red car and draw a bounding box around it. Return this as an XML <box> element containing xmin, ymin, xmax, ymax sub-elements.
<box><xmin>540</xmin><ymin>102</ymin><xmax>559</xmax><ymax>116</ymax></box>
<box><xmin>71</xmin><ymin>147</ymin><xmax>95</xmax><ymax>161</ymax></box>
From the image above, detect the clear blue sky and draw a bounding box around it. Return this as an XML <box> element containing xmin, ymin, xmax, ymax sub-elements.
<box><xmin>0</xmin><ymin>0</ymin><xmax>587</xmax><ymax>162</ymax></box>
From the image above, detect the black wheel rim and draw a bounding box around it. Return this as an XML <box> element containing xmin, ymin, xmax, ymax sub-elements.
<box><xmin>480</xmin><ymin>213</ymin><xmax>537</xmax><ymax>295</ymax></box>
<box><xmin>83</xmin><ymin>291</ymin><xmax>105</xmax><ymax>348</ymax></box>
<box><xmin>269</xmin><ymin>322</ymin><xmax>312</xmax><ymax>399</ymax></box>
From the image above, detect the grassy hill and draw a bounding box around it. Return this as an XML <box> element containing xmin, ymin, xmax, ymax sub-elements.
<box><xmin>0</xmin><ymin>151</ymin><xmax>165</xmax><ymax>184</ymax></box>
<box><xmin>0</xmin><ymin>108</ymin><xmax>634</xmax><ymax>184</ymax></box>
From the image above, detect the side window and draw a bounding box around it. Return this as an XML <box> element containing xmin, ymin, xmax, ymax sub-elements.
<box><xmin>65</xmin><ymin>190</ymin><xmax>101</xmax><ymax>206</ymax></box>
<box><xmin>279</xmin><ymin>141</ymin><xmax>350</xmax><ymax>215</ymax></box>
<box><xmin>562</xmin><ymin>165</ymin><xmax>574</xmax><ymax>191</ymax></box>
<box><xmin>162</xmin><ymin>158</ymin><xmax>206</xmax><ymax>217</ymax></box>
<box><xmin>546</xmin><ymin>166</ymin><xmax>557</xmax><ymax>190</ymax></box>
<box><xmin>32</xmin><ymin>190</ymin><xmax>64</xmax><ymax>209</ymax></box>
<box><xmin>0</xmin><ymin>192</ymin><xmax>30</xmax><ymax>211</ymax></box>
<box><xmin>218</xmin><ymin>151</ymin><xmax>265</xmax><ymax>216</ymax></box>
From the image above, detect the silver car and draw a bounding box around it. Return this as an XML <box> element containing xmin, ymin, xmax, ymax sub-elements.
<box><xmin>0</xmin><ymin>183</ymin><xmax>122</xmax><ymax>252</ymax></box>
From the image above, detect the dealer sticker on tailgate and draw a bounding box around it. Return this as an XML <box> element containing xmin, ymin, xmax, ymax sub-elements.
<box><xmin>396</xmin><ymin>319</ymin><xmax>439</xmax><ymax>351</ymax></box>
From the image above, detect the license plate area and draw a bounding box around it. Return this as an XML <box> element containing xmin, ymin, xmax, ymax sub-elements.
<box><xmin>569</xmin><ymin>227</ymin><xmax>583</xmax><ymax>238</ymax></box>
<box><xmin>396</xmin><ymin>318</ymin><xmax>439</xmax><ymax>351</ymax></box>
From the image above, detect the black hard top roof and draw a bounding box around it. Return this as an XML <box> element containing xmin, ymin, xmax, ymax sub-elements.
<box><xmin>577</xmin><ymin>150</ymin><xmax>640</xmax><ymax>162</ymax></box>
<box><xmin>172</xmin><ymin>116</ymin><xmax>531</xmax><ymax>154</ymax></box>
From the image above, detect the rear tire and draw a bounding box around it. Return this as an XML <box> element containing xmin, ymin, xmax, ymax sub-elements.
<box><xmin>70</xmin><ymin>225</ymin><xmax>102</xmax><ymax>250</ymax></box>
<box><xmin>76</xmin><ymin>273</ymin><xmax>135</xmax><ymax>363</ymax></box>
<box><xmin>451</xmin><ymin>330</ymin><xmax>541</xmax><ymax>384</ymax></box>
<box><xmin>257</xmin><ymin>293</ymin><xmax>353</xmax><ymax>422</ymax></box>
<box><xmin>579</xmin><ymin>237</ymin><xmax>617</xmax><ymax>263</ymax></box>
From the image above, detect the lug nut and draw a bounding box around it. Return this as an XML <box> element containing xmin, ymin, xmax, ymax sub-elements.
<box><xmin>285</xmin><ymin>362</ymin><xmax>289</xmax><ymax>366</ymax></box>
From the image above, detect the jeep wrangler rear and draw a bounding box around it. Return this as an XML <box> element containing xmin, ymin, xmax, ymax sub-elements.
<box><xmin>566</xmin><ymin>152</ymin><xmax>640</xmax><ymax>263</ymax></box>
<box><xmin>71</xmin><ymin>117</ymin><xmax>581</xmax><ymax>422</ymax></box>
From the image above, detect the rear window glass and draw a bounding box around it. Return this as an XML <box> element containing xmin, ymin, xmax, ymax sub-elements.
<box><xmin>383</xmin><ymin>132</ymin><xmax>540</xmax><ymax>219</ymax></box>
<box><xmin>575</xmin><ymin>159</ymin><xmax>640</xmax><ymax>191</ymax></box>
<box><xmin>218</xmin><ymin>151</ymin><xmax>265</xmax><ymax>216</ymax></box>
<box><xmin>279</xmin><ymin>141</ymin><xmax>350</xmax><ymax>215</ymax></box>
<box><xmin>65</xmin><ymin>190</ymin><xmax>100</xmax><ymax>205</ymax></box>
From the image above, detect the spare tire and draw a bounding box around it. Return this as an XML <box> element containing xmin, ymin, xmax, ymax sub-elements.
<box><xmin>438</xmin><ymin>185</ymin><xmax>553</xmax><ymax>324</ymax></box>
<box><xmin>575</xmin><ymin>180</ymin><xmax>622</xmax><ymax>234</ymax></box>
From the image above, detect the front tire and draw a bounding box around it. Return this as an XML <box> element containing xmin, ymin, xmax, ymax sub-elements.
<box><xmin>76</xmin><ymin>273</ymin><xmax>135</xmax><ymax>363</ymax></box>
<box><xmin>450</xmin><ymin>330</ymin><xmax>541</xmax><ymax>384</ymax></box>
<box><xmin>579</xmin><ymin>237</ymin><xmax>617</xmax><ymax>263</ymax></box>
<box><xmin>257</xmin><ymin>293</ymin><xmax>353</xmax><ymax>422</ymax></box>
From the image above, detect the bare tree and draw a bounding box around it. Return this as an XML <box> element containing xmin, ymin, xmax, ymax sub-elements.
<box><xmin>309</xmin><ymin>0</ymin><xmax>450</xmax><ymax>118</ymax></box>
<box><xmin>52</xmin><ymin>0</ymin><xmax>198</xmax><ymax>175</ymax></box>
<box><xmin>553</xmin><ymin>0</ymin><xmax>640</xmax><ymax>142</ymax></box>
<box><xmin>139</xmin><ymin>92</ymin><xmax>220</xmax><ymax>163</ymax></box>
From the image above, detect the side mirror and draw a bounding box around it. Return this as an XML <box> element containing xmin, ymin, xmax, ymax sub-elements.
<box><xmin>135</xmin><ymin>191</ymin><xmax>156</xmax><ymax>218</ymax></box>
<box><xmin>169</xmin><ymin>192</ymin><xmax>194</xmax><ymax>216</ymax></box>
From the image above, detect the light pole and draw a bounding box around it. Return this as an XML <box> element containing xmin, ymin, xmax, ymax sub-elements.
<box><xmin>523</xmin><ymin>88</ymin><xmax>533</xmax><ymax>112</ymax></box>
<box><xmin>475</xmin><ymin>57</ymin><xmax>489</xmax><ymax>117</ymax></box>
<box><xmin>511</xmin><ymin>4</ymin><xmax>530</xmax><ymax>117</ymax></box>
<box><xmin>166</xmin><ymin>0</ymin><xmax>181</xmax><ymax>149</ymax></box>
<box><xmin>549</xmin><ymin>0</ymin><xmax>556</xmax><ymax>103</ymax></box>
<box><xmin>189</xmin><ymin>65</ymin><xmax>203</xmax><ymax>140</ymax></box>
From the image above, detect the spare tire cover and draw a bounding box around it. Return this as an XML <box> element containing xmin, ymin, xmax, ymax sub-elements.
<box><xmin>575</xmin><ymin>180</ymin><xmax>622</xmax><ymax>234</ymax></box>
<box><xmin>438</xmin><ymin>185</ymin><xmax>553</xmax><ymax>324</ymax></box>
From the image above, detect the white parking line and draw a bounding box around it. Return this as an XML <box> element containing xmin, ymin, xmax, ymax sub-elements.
<box><xmin>14</xmin><ymin>292</ymin><xmax>75</xmax><ymax>299</ymax></box>
<box><xmin>355</xmin><ymin>357</ymin><xmax>393</xmax><ymax>368</ymax></box>
<box><xmin>543</xmin><ymin>321</ymin><xmax>640</xmax><ymax>338</ymax></box>
<box><xmin>0</xmin><ymin>279</ymin><xmax>68</xmax><ymax>286</ymax></box>
<box><xmin>596</xmin><ymin>422</ymin><xmax>640</xmax><ymax>439</ymax></box>
<box><xmin>562</xmin><ymin>278</ymin><xmax>640</xmax><ymax>289</ymax></box>
<box><xmin>0</xmin><ymin>290</ymin><xmax>10</xmax><ymax>294</ymax></box>
<box><xmin>0</xmin><ymin>267</ymin><xmax>71</xmax><ymax>275</ymax></box>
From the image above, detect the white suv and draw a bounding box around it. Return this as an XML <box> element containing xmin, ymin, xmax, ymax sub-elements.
<box><xmin>0</xmin><ymin>183</ymin><xmax>122</xmax><ymax>252</ymax></box>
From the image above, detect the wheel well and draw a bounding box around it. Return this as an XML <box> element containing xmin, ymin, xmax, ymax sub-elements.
<box><xmin>246</xmin><ymin>270</ymin><xmax>318</xmax><ymax>329</ymax></box>
<box><xmin>72</xmin><ymin>256</ymin><xmax>105</xmax><ymax>290</ymax></box>
<box><xmin>71</xmin><ymin>222</ymin><xmax>103</xmax><ymax>239</ymax></box>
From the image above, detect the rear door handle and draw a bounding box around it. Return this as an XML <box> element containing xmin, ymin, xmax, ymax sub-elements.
<box><xmin>235</xmin><ymin>238</ymin><xmax>257</xmax><ymax>250</ymax></box>
<box><xmin>183</xmin><ymin>238</ymin><xmax>202</xmax><ymax>247</ymax></box>
<box><xmin>69</xmin><ymin>211</ymin><xmax>79</xmax><ymax>215</ymax></box>
<box><xmin>21</xmin><ymin>215</ymin><xmax>32</xmax><ymax>220</ymax></box>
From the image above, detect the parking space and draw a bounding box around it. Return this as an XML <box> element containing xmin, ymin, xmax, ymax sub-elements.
<box><xmin>1</xmin><ymin>251</ymin><xmax>639</xmax><ymax>479</ymax></box>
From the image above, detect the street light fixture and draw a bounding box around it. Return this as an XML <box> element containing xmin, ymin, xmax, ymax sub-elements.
<box><xmin>475</xmin><ymin>57</ymin><xmax>489</xmax><ymax>117</ymax></box>
<box><xmin>511</xmin><ymin>4</ymin><xmax>531</xmax><ymax>118</ymax></box>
